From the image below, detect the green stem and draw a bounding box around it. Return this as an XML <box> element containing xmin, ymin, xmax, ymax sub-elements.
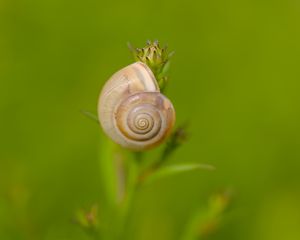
<box><xmin>117</xmin><ymin>152</ymin><xmax>142</xmax><ymax>238</ymax></box>
<box><xmin>97</xmin><ymin>138</ymin><xmax>120</xmax><ymax>240</ymax></box>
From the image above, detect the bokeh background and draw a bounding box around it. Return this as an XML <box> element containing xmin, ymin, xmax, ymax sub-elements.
<box><xmin>1</xmin><ymin>0</ymin><xmax>300</xmax><ymax>239</ymax></box>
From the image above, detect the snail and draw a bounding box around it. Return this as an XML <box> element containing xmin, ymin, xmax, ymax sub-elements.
<box><xmin>98</xmin><ymin>62</ymin><xmax>175</xmax><ymax>151</ymax></box>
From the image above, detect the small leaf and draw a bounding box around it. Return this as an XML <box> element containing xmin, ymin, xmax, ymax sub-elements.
<box><xmin>127</xmin><ymin>42</ymin><xmax>135</xmax><ymax>53</ymax></box>
<box><xmin>160</xmin><ymin>60</ymin><xmax>171</xmax><ymax>77</ymax></box>
<box><xmin>81</xmin><ymin>110</ymin><xmax>99</xmax><ymax>124</ymax></box>
<box><xmin>143</xmin><ymin>163</ymin><xmax>215</xmax><ymax>185</ymax></box>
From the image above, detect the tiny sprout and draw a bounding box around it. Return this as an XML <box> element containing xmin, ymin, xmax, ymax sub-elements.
<box><xmin>74</xmin><ymin>204</ymin><xmax>99</xmax><ymax>231</ymax></box>
<box><xmin>199</xmin><ymin>190</ymin><xmax>233</xmax><ymax>237</ymax></box>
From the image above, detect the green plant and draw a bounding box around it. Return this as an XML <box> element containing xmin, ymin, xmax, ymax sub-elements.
<box><xmin>79</xmin><ymin>41</ymin><xmax>225</xmax><ymax>240</ymax></box>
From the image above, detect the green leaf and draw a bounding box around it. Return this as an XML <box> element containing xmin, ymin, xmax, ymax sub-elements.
<box><xmin>144</xmin><ymin>163</ymin><xmax>215</xmax><ymax>185</ymax></box>
<box><xmin>81</xmin><ymin>110</ymin><xmax>99</xmax><ymax>124</ymax></box>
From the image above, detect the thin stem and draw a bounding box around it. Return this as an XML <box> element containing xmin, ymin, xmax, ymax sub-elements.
<box><xmin>116</xmin><ymin>152</ymin><xmax>142</xmax><ymax>238</ymax></box>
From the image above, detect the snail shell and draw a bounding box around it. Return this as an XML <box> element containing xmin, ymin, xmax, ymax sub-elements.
<box><xmin>98</xmin><ymin>62</ymin><xmax>175</xmax><ymax>151</ymax></box>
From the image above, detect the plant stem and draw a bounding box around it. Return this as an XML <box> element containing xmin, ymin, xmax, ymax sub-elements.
<box><xmin>116</xmin><ymin>152</ymin><xmax>142</xmax><ymax>238</ymax></box>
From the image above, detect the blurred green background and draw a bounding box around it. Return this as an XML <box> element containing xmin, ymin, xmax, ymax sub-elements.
<box><xmin>1</xmin><ymin>0</ymin><xmax>300</xmax><ymax>239</ymax></box>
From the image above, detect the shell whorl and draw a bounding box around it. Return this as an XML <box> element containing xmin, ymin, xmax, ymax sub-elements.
<box><xmin>98</xmin><ymin>62</ymin><xmax>175</xmax><ymax>150</ymax></box>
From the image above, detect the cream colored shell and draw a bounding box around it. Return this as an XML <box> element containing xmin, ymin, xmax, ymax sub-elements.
<box><xmin>98</xmin><ymin>62</ymin><xmax>175</xmax><ymax>151</ymax></box>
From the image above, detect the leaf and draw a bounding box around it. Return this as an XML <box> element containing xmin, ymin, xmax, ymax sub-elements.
<box><xmin>144</xmin><ymin>163</ymin><xmax>215</xmax><ymax>185</ymax></box>
<box><xmin>81</xmin><ymin>110</ymin><xmax>99</xmax><ymax>124</ymax></box>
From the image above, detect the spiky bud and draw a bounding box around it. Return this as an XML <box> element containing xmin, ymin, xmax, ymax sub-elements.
<box><xmin>128</xmin><ymin>40</ymin><xmax>174</xmax><ymax>92</ymax></box>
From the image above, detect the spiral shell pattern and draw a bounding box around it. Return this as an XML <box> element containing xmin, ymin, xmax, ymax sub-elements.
<box><xmin>115</xmin><ymin>92</ymin><xmax>175</xmax><ymax>149</ymax></box>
